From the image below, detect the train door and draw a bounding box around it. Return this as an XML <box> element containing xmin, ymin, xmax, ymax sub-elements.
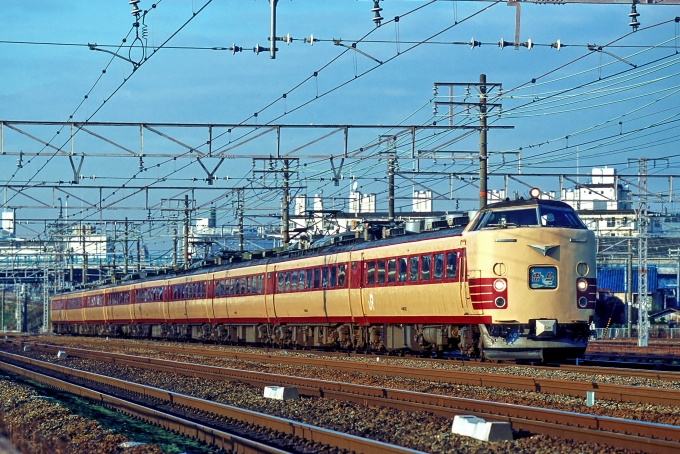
<box><xmin>459</xmin><ymin>246</ymin><xmax>480</xmax><ymax>314</ymax></box>
<box><xmin>264</xmin><ymin>265</ymin><xmax>277</xmax><ymax>324</ymax></box>
<box><xmin>133</xmin><ymin>285</ymin><xmax>143</xmax><ymax>321</ymax></box>
<box><xmin>104</xmin><ymin>290</ymin><xmax>111</xmax><ymax>324</ymax></box>
<box><xmin>348</xmin><ymin>253</ymin><xmax>367</xmax><ymax>325</ymax></box>
<box><xmin>205</xmin><ymin>276</ymin><xmax>216</xmax><ymax>323</ymax></box>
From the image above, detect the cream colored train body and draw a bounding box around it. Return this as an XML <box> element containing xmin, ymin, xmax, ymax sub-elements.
<box><xmin>51</xmin><ymin>198</ymin><xmax>596</xmax><ymax>360</ymax></box>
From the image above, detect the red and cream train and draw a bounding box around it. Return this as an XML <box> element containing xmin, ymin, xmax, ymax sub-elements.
<box><xmin>51</xmin><ymin>195</ymin><xmax>597</xmax><ymax>360</ymax></box>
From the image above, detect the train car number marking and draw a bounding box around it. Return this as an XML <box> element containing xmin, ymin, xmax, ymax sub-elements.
<box><xmin>368</xmin><ymin>294</ymin><xmax>375</xmax><ymax>311</ymax></box>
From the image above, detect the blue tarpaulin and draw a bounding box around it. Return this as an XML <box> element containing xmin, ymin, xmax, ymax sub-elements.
<box><xmin>597</xmin><ymin>266</ymin><xmax>658</xmax><ymax>293</ymax></box>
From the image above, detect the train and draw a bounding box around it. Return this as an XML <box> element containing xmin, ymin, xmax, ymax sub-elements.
<box><xmin>51</xmin><ymin>190</ymin><xmax>597</xmax><ymax>361</ymax></box>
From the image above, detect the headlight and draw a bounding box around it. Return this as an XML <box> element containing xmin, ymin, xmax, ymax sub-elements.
<box><xmin>577</xmin><ymin>278</ymin><xmax>588</xmax><ymax>292</ymax></box>
<box><xmin>493</xmin><ymin>279</ymin><xmax>507</xmax><ymax>292</ymax></box>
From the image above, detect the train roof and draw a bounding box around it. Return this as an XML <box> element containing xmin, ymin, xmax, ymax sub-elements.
<box><xmin>482</xmin><ymin>198</ymin><xmax>575</xmax><ymax>211</ymax></box>
<box><xmin>56</xmin><ymin>222</ymin><xmax>467</xmax><ymax>295</ymax></box>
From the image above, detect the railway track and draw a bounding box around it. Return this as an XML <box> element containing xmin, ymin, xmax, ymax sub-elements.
<box><xmin>21</xmin><ymin>338</ymin><xmax>680</xmax><ymax>406</ymax></box>
<box><xmin>12</xmin><ymin>333</ymin><xmax>680</xmax><ymax>376</ymax></box>
<box><xmin>5</xmin><ymin>340</ymin><xmax>680</xmax><ymax>453</ymax></box>
<box><xmin>0</xmin><ymin>351</ymin><xmax>424</xmax><ymax>454</ymax></box>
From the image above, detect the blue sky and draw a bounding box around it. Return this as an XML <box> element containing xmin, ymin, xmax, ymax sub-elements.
<box><xmin>2</xmin><ymin>1</ymin><xmax>680</xmax><ymax>243</ymax></box>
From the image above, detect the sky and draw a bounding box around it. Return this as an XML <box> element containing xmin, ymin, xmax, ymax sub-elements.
<box><xmin>2</xmin><ymin>0</ymin><xmax>680</xmax><ymax>248</ymax></box>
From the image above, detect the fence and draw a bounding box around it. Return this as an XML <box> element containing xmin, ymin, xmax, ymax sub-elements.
<box><xmin>593</xmin><ymin>327</ymin><xmax>680</xmax><ymax>339</ymax></box>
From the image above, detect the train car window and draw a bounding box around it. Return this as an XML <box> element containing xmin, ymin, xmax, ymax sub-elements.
<box><xmin>173</xmin><ymin>286</ymin><xmax>178</xmax><ymax>300</ymax></box>
<box><xmin>409</xmin><ymin>257</ymin><xmax>419</xmax><ymax>282</ymax></box>
<box><xmin>258</xmin><ymin>275</ymin><xmax>264</xmax><ymax>294</ymax></box>
<box><xmin>377</xmin><ymin>260</ymin><xmax>385</xmax><ymax>284</ymax></box>
<box><xmin>245</xmin><ymin>277</ymin><xmax>251</xmax><ymax>295</ymax></box>
<box><xmin>330</xmin><ymin>266</ymin><xmax>337</xmax><ymax>288</ymax></box>
<box><xmin>352</xmin><ymin>261</ymin><xmax>357</xmax><ymax>270</ymax></box>
<box><xmin>285</xmin><ymin>272</ymin><xmax>291</xmax><ymax>292</ymax></box>
<box><xmin>291</xmin><ymin>271</ymin><xmax>298</xmax><ymax>291</ymax></box>
<box><xmin>299</xmin><ymin>269</ymin><xmax>306</xmax><ymax>290</ymax></box>
<box><xmin>181</xmin><ymin>285</ymin><xmax>186</xmax><ymax>299</ymax></box>
<box><xmin>367</xmin><ymin>262</ymin><xmax>375</xmax><ymax>285</ymax></box>
<box><xmin>387</xmin><ymin>259</ymin><xmax>396</xmax><ymax>283</ymax></box>
<box><xmin>313</xmin><ymin>268</ymin><xmax>321</xmax><ymax>288</ymax></box>
<box><xmin>398</xmin><ymin>258</ymin><xmax>407</xmax><ymax>282</ymax></box>
<box><xmin>338</xmin><ymin>264</ymin><xmax>346</xmax><ymax>287</ymax></box>
<box><xmin>321</xmin><ymin>267</ymin><xmax>328</xmax><ymax>288</ymax></box>
<box><xmin>421</xmin><ymin>255</ymin><xmax>431</xmax><ymax>281</ymax></box>
<box><xmin>252</xmin><ymin>276</ymin><xmax>257</xmax><ymax>294</ymax></box>
<box><xmin>241</xmin><ymin>278</ymin><xmax>246</xmax><ymax>294</ymax></box>
<box><xmin>307</xmin><ymin>269</ymin><xmax>313</xmax><ymax>289</ymax></box>
<box><xmin>235</xmin><ymin>279</ymin><xmax>241</xmax><ymax>295</ymax></box>
<box><xmin>87</xmin><ymin>295</ymin><xmax>103</xmax><ymax>307</ymax></box>
<box><xmin>277</xmin><ymin>273</ymin><xmax>284</xmax><ymax>292</ymax></box>
<box><xmin>434</xmin><ymin>253</ymin><xmax>444</xmax><ymax>280</ymax></box>
<box><xmin>446</xmin><ymin>252</ymin><xmax>458</xmax><ymax>279</ymax></box>
<box><xmin>215</xmin><ymin>281</ymin><xmax>221</xmax><ymax>297</ymax></box>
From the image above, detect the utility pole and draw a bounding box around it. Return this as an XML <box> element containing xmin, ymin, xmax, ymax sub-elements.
<box><xmin>388</xmin><ymin>157</ymin><xmax>395</xmax><ymax>221</ymax></box>
<box><xmin>172</xmin><ymin>226</ymin><xmax>178</xmax><ymax>267</ymax></box>
<box><xmin>269</xmin><ymin>0</ymin><xmax>279</xmax><ymax>59</ymax></box>
<box><xmin>627</xmin><ymin>239</ymin><xmax>633</xmax><ymax>338</ymax></box>
<box><xmin>136</xmin><ymin>237</ymin><xmax>141</xmax><ymax>272</ymax></box>
<box><xmin>42</xmin><ymin>262</ymin><xmax>49</xmax><ymax>333</ymax></box>
<box><xmin>21</xmin><ymin>285</ymin><xmax>28</xmax><ymax>333</ymax></box>
<box><xmin>183</xmin><ymin>194</ymin><xmax>190</xmax><ymax>269</ymax></box>
<box><xmin>237</xmin><ymin>189</ymin><xmax>244</xmax><ymax>252</ymax></box>
<box><xmin>637</xmin><ymin>157</ymin><xmax>649</xmax><ymax>347</ymax></box>
<box><xmin>252</xmin><ymin>157</ymin><xmax>300</xmax><ymax>247</ymax></box>
<box><xmin>282</xmin><ymin>159</ymin><xmax>290</xmax><ymax>245</ymax></box>
<box><xmin>81</xmin><ymin>224</ymin><xmax>87</xmax><ymax>285</ymax></box>
<box><xmin>479</xmin><ymin>74</ymin><xmax>488</xmax><ymax>209</ymax></box>
<box><xmin>124</xmin><ymin>217</ymin><xmax>129</xmax><ymax>275</ymax></box>
<box><xmin>432</xmin><ymin>75</ymin><xmax>503</xmax><ymax>210</ymax></box>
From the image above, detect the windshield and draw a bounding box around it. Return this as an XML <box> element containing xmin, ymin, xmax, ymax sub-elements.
<box><xmin>472</xmin><ymin>205</ymin><xmax>585</xmax><ymax>230</ymax></box>
<box><xmin>538</xmin><ymin>206</ymin><xmax>585</xmax><ymax>228</ymax></box>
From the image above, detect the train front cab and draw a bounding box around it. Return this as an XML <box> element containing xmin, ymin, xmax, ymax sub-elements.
<box><xmin>464</xmin><ymin>195</ymin><xmax>596</xmax><ymax>361</ymax></box>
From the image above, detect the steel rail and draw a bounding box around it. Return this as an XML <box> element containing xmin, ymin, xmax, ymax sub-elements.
<box><xmin>30</xmin><ymin>341</ymin><xmax>680</xmax><ymax>407</ymax></box>
<box><xmin>0</xmin><ymin>361</ymin><xmax>289</xmax><ymax>454</ymax></box>
<box><xmin>0</xmin><ymin>351</ymin><xmax>426</xmax><ymax>454</ymax></box>
<box><xmin>16</xmin><ymin>344</ymin><xmax>680</xmax><ymax>453</ymax></box>
<box><xmin>15</xmin><ymin>335</ymin><xmax>680</xmax><ymax>383</ymax></box>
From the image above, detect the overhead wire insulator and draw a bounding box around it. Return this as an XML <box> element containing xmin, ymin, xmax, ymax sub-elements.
<box><xmin>521</xmin><ymin>39</ymin><xmax>533</xmax><ymax>50</ymax></box>
<box><xmin>470</xmin><ymin>38</ymin><xmax>480</xmax><ymax>49</ymax></box>
<box><xmin>254</xmin><ymin>44</ymin><xmax>270</xmax><ymax>55</ymax></box>
<box><xmin>550</xmin><ymin>39</ymin><xmax>562</xmax><ymax>51</ymax></box>
<box><xmin>303</xmin><ymin>34</ymin><xmax>315</xmax><ymax>46</ymax></box>
<box><xmin>129</xmin><ymin>0</ymin><xmax>141</xmax><ymax>16</ymax></box>
<box><xmin>232</xmin><ymin>43</ymin><xmax>242</xmax><ymax>55</ymax></box>
<box><xmin>372</xmin><ymin>1</ymin><xmax>383</xmax><ymax>27</ymax></box>
<box><xmin>498</xmin><ymin>39</ymin><xmax>513</xmax><ymax>50</ymax></box>
<box><xmin>629</xmin><ymin>4</ymin><xmax>640</xmax><ymax>32</ymax></box>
